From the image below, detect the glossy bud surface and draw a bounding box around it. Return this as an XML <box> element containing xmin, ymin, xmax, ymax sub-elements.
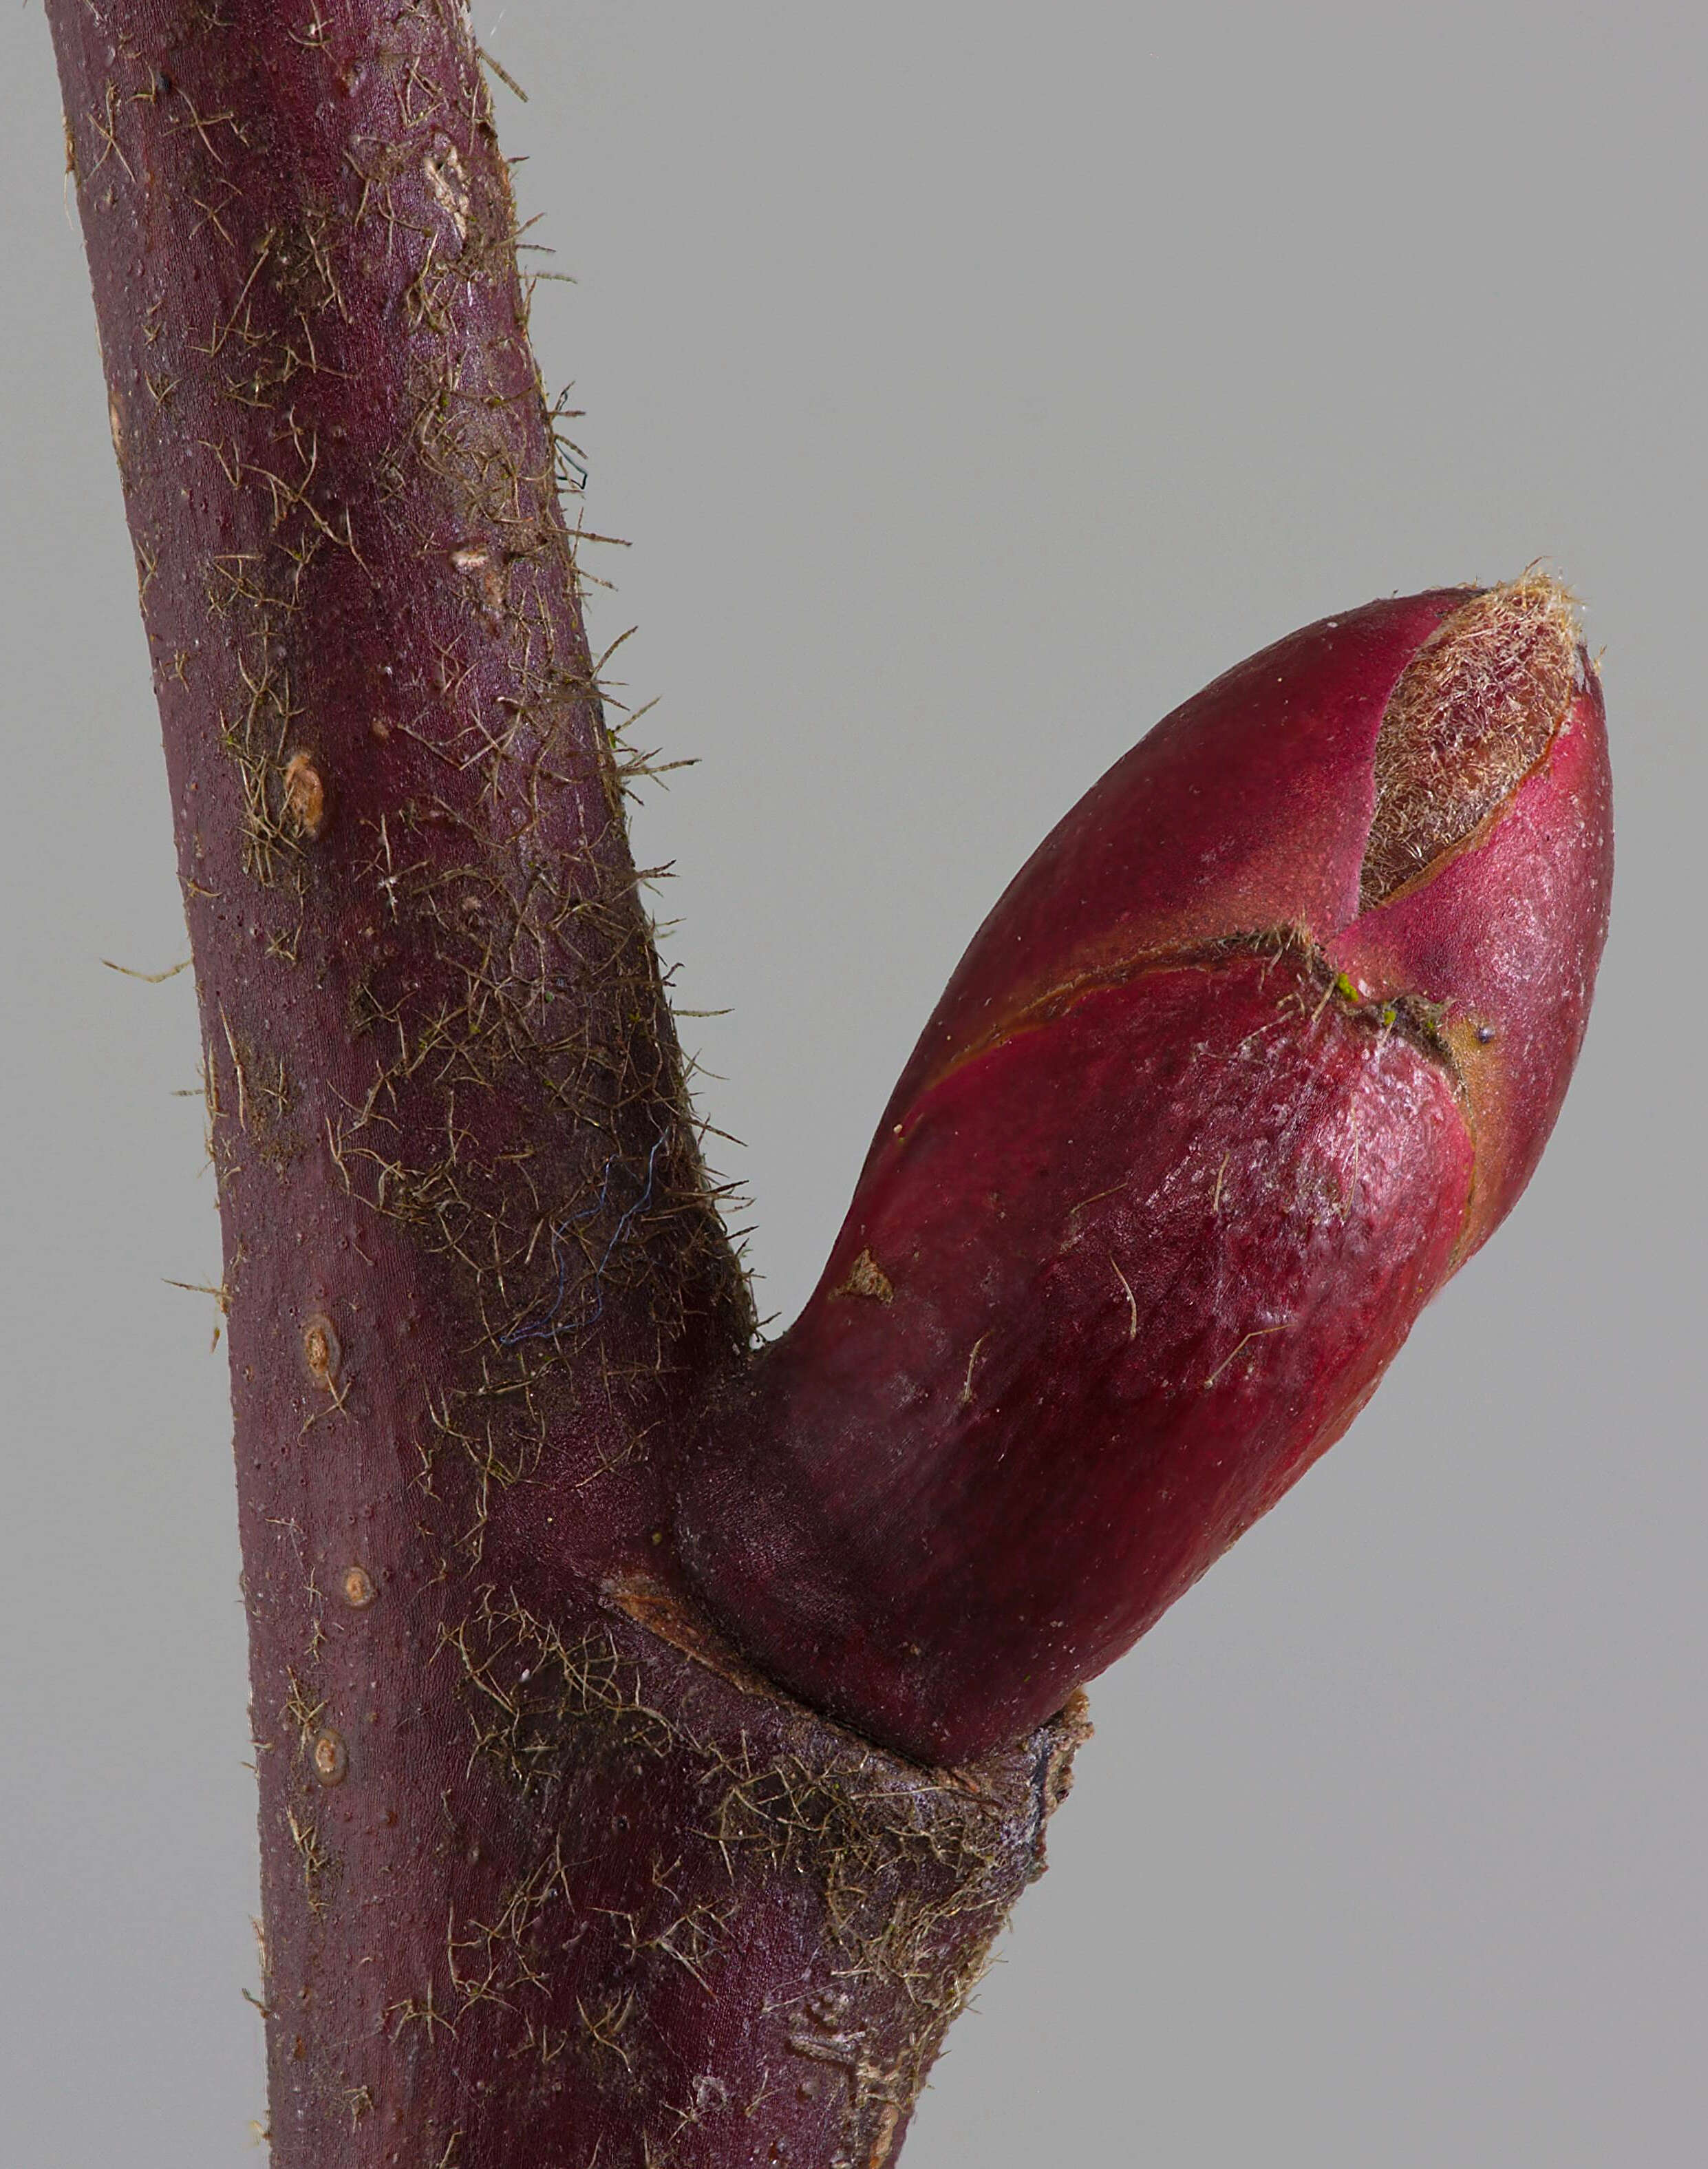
<box><xmin>678</xmin><ymin>581</ymin><xmax>1612</xmax><ymax>1764</ymax></box>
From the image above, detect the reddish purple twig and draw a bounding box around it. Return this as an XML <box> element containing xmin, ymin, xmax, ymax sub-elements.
<box><xmin>48</xmin><ymin>4</ymin><xmax>1610</xmax><ymax>2163</ymax></box>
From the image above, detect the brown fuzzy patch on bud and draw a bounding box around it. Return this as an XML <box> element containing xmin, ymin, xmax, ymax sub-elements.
<box><xmin>831</xmin><ymin>1249</ymin><xmax>893</xmax><ymax>1302</ymax></box>
<box><xmin>1361</xmin><ymin>575</ymin><xmax>1579</xmax><ymax>909</ymax></box>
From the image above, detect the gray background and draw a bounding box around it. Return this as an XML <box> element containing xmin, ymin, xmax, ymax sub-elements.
<box><xmin>2</xmin><ymin>3</ymin><xmax>1701</xmax><ymax>2162</ymax></box>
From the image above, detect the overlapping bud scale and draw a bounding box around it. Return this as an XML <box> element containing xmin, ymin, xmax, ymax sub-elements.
<box><xmin>676</xmin><ymin>581</ymin><xmax>1612</xmax><ymax>1764</ymax></box>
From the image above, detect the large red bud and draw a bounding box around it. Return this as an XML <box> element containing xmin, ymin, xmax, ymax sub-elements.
<box><xmin>674</xmin><ymin>580</ymin><xmax>1612</xmax><ymax>1765</ymax></box>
